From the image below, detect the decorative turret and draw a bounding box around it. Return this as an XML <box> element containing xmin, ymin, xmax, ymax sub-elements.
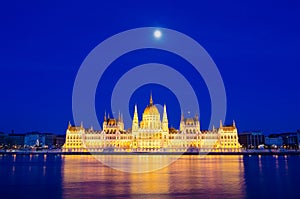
<box><xmin>104</xmin><ymin>111</ymin><xmax>107</xmax><ymax>122</ymax></box>
<box><xmin>195</xmin><ymin>113</ymin><xmax>199</xmax><ymax>121</ymax></box>
<box><xmin>180</xmin><ymin>113</ymin><xmax>185</xmax><ymax>132</ymax></box>
<box><xmin>117</xmin><ymin>111</ymin><xmax>124</xmax><ymax>130</ymax></box>
<box><xmin>219</xmin><ymin>120</ymin><xmax>223</xmax><ymax>128</ymax></box>
<box><xmin>103</xmin><ymin>112</ymin><xmax>107</xmax><ymax>130</ymax></box>
<box><xmin>195</xmin><ymin>113</ymin><xmax>200</xmax><ymax>130</ymax></box>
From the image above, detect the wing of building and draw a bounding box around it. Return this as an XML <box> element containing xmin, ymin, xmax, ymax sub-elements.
<box><xmin>63</xmin><ymin>94</ymin><xmax>241</xmax><ymax>152</ymax></box>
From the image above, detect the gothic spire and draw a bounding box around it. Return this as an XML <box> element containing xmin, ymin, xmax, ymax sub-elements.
<box><xmin>150</xmin><ymin>92</ymin><xmax>153</xmax><ymax>105</ymax></box>
<box><xmin>133</xmin><ymin>105</ymin><xmax>138</xmax><ymax>121</ymax></box>
<box><xmin>163</xmin><ymin>104</ymin><xmax>168</xmax><ymax>121</ymax></box>
<box><xmin>162</xmin><ymin>104</ymin><xmax>168</xmax><ymax>131</ymax></box>
<box><xmin>132</xmin><ymin>104</ymin><xmax>139</xmax><ymax>131</ymax></box>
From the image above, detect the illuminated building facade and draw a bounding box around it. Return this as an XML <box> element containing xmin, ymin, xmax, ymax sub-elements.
<box><xmin>131</xmin><ymin>94</ymin><xmax>169</xmax><ymax>150</ymax></box>
<box><xmin>63</xmin><ymin>95</ymin><xmax>241</xmax><ymax>152</ymax></box>
<box><xmin>63</xmin><ymin>122</ymin><xmax>85</xmax><ymax>150</ymax></box>
<box><xmin>218</xmin><ymin>120</ymin><xmax>240</xmax><ymax>148</ymax></box>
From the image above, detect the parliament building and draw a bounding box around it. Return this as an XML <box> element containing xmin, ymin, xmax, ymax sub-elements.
<box><xmin>63</xmin><ymin>95</ymin><xmax>240</xmax><ymax>152</ymax></box>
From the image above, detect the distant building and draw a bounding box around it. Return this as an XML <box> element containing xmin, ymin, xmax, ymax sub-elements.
<box><xmin>45</xmin><ymin>133</ymin><xmax>56</xmax><ymax>147</ymax></box>
<box><xmin>54</xmin><ymin>135</ymin><xmax>66</xmax><ymax>148</ymax></box>
<box><xmin>238</xmin><ymin>131</ymin><xmax>265</xmax><ymax>149</ymax></box>
<box><xmin>24</xmin><ymin>132</ymin><xmax>45</xmax><ymax>147</ymax></box>
<box><xmin>0</xmin><ymin>132</ymin><xmax>65</xmax><ymax>149</ymax></box>
<box><xmin>272</xmin><ymin>132</ymin><xmax>299</xmax><ymax>149</ymax></box>
<box><xmin>265</xmin><ymin>136</ymin><xmax>283</xmax><ymax>148</ymax></box>
<box><xmin>0</xmin><ymin>132</ymin><xmax>7</xmax><ymax>147</ymax></box>
<box><xmin>5</xmin><ymin>134</ymin><xmax>25</xmax><ymax>147</ymax></box>
<box><xmin>297</xmin><ymin>130</ymin><xmax>300</xmax><ymax>149</ymax></box>
<box><xmin>264</xmin><ymin>132</ymin><xmax>299</xmax><ymax>149</ymax></box>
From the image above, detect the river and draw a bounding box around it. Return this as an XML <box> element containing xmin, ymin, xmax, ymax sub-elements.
<box><xmin>0</xmin><ymin>154</ymin><xmax>299</xmax><ymax>198</ymax></box>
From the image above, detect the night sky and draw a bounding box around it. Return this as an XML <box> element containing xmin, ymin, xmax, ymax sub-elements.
<box><xmin>0</xmin><ymin>0</ymin><xmax>299</xmax><ymax>134</ymax></box>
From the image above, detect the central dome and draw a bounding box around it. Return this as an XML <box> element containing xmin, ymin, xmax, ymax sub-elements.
<box><xmin>143</xmin><ymin>94</ymin><xmax>160</xmax><ymax>116</ymax></box>
<box><xmin>144</xmin><ymin>104</ymin><xmax>160</xmax><ymax>115</ymax></box>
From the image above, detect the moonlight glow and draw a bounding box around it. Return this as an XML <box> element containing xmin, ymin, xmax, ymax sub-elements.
<box><xmin>154</xmin><ymin>30</ymin><xmax>162</xmax><ymax>38</ymax></box>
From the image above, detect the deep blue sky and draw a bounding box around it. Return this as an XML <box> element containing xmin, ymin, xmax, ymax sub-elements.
<box><xmin>0</xmin><ymin>0</ymin><xmax>299</xmax><ymax>134</ymax></box>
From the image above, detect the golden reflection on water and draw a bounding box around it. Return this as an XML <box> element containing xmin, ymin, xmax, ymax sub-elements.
<box><xmin>92</xmin><ymin>154</ymin><xmax>181</xmax><ymax>173</ymax></box>
<box><xmin>62</xmin><ymin>155</ymin><xmax>245</xmax><ymax>198</ymax></box>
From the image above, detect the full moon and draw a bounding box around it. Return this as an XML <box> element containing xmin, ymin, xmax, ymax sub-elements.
<box><xmin>154</xmin><ymin>30</ymin><xmax>162</xmax><ymax>38</ymax></box>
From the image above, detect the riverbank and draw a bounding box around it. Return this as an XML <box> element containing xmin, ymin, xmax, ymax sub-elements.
<box><xmin>1</xmin><ymin>150</ymin><xmax>300</xmax><ymax>156</ymax></box>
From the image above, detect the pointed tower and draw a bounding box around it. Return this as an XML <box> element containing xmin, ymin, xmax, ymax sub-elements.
<box><xmin>162</xmin><ymin>104</ymin><xmax>168</xmax><ymax>131</ymax></box>
<box><xmin>103</xmin><ymin>112</ymin><xmax>107</xmax><ymax>130</ymax></box>
<box><xmin>180</xmin><ymin>112</ymin><xmax>185</xmax><ymax>132</ymax></box>
<box><xmin>117</xmin><ymin>111</ymin><xmax>124</xmax><ymax>131</ymax></box>
<box><xmin>219</xmin><ymin>120</ymin><xmax>223</xmax><ymax>128</ymax></box>
<box><xmin>132</xmin><ymin>104</ymin><xmax>139</xmax><ymax>133</ymax></box>
<box><xmin>195</xmin><ymin>113</ymin><xmax>199</xmax><ymax>121</ymax></box>
<box><xmin>68</xmin><ymin>121</ymin><xmax>71</xmax><ymax>129</ymax></box>
<box><xmin>195</xmin><ymin>113</ymin><xmax>200</xmax><ymax>132</ymax></box>
<box><xmin>233</xmin><ymin>120</ymin><xmax>236</xmax><ymax>128</ymax></box>
<box><xmin>120</xmin><ymin>113</ymin><xmax>124</xmax><ymax>130</ymax></box>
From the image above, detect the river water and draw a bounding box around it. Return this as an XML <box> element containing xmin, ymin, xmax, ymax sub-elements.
<box><xmin>0</xmin><ymin>154</ymin><xmax>299</xmax><ymax>198</ymax></box>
